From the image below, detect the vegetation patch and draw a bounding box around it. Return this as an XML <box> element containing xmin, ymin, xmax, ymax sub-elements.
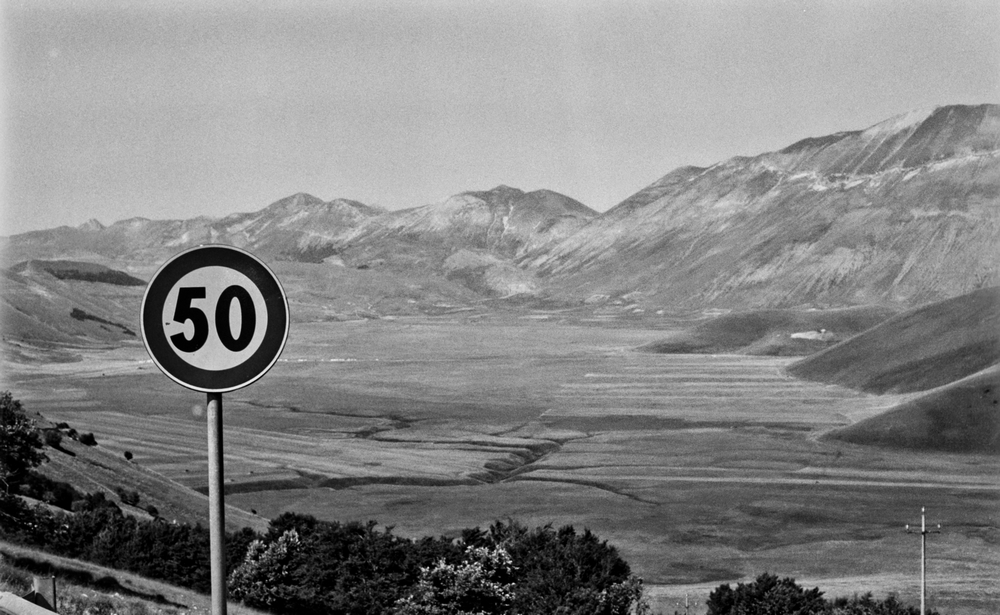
<box><xmin>69</xmin><ymin>308</ymin><xmax>136</xmax><ymax>336</ymax></box>
<box><xmin>11</xmin><ymin>260</ymin><xmax>145</xmax><ymax>286</ymax></box>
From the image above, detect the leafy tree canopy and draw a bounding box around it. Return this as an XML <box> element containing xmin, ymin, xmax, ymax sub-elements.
<box><xmin>0</xmin><ymin>391</ymin><xmax>45</xmax><ymax>491</ymax></box>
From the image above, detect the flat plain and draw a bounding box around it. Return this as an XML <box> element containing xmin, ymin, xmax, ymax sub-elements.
<box><xmin>3</xmin><ymin>315</ymin><xmax>998</xmax><ymax>615</ymax></box>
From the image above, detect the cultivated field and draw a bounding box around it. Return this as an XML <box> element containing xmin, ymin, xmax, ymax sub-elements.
<box><xmin>3</xmin><ymin>316</ymin><xmax>998</xmax><ymax>614</ymax></box>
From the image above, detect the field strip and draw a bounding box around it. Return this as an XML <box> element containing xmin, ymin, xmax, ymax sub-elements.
<box><xmin>514</xmin><ymin>473</ymin><xmax>1000</xmax><ymax>491</ymax></box>
<box><xmin>548</xmin><ymin>396</ymin><xmax>871</xmax><ymax>404</ymax></box>
<box><xmin>561</xmin><ymin>382</ymin><xmax>833</xmax><ymax>391</ymax></box>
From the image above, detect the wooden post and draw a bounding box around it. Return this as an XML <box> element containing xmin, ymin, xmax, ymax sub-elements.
<box><xmin>207</xmin><ymin>392</ymin><xmax>227</xmax><ymax>615</ymax></box>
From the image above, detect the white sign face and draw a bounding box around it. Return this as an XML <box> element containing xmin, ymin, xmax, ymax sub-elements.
<box><xmin>161</xmin><ymin>266</ymin><xmax>269</xmax><ymax>371</ymax></box>
<box><xmin>141</xmin><ymin>245</ymin><xmax>288</xmax><ymax>393</ymax></box>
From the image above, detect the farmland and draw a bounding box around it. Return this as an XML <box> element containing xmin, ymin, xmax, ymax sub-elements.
<box><xmin>3</xmin><ymin>315</ymin><xmax>998</xmax><ymax>614</ymax></box>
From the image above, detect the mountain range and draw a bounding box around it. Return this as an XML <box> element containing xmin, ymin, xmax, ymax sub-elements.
<box><xmin>4</xmin><ymin>103</ymin><xmax>997</xmax><ymax>312</ymax></box>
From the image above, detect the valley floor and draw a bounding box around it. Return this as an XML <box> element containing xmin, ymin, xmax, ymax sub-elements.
<box><xmin>3</xmin><ymin>316</ymin><xmax>998</xmax><ymax>615</ymax></box>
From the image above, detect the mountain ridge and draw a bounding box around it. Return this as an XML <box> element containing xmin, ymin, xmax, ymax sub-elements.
<box><xmin>523</xmin><ymin>103</ymin><xmax>1000</xmax><ymax>309</ymax></box>
<box><xmin>3</xmin><ymin>103</ymin><xmax>998</xmax><ymax>311</ymax></box>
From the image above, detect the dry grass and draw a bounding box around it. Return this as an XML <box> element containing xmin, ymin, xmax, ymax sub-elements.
<box><xmin>0</xmin><ymin>541</ymin><xmax>268</xmax><ymax>615</ymax></box>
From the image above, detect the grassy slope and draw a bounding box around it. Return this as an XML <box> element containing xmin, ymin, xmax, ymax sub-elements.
<box><xmin>638</xmin><ymin>305</ymin><xmax>897</xmax><ymax>356</ymax></box>
<box><xmin>787</xmin><ymin>286</ymin><xmax>1000</xmax><ymax>393</ymax></box>
<box><xmin>35</xmin><ymin>434</ymin><xmax>267</xmax><ymax>533</ymax></box>
<box><xmin>0</xmin><ymin>540</ymin><xmax>267</xmax><ymax>615</ymax></box>
<box><xmin>824</xmin><ymin>365</ymin><xmax>1000</xmax><ymax>453</ymax></box>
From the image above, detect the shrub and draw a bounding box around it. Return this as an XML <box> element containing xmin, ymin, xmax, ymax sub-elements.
<box><xmin>707</xmin><ymin>573</ymin><xmax>826</xmax><ymax>615</ymax></box>
<box><xmin>79</xmin><ymin>433</ymin><xmax>97</xmax><ymax>446</ymax></box>
<box><xmin>43</xmin><ymin>430</ymin><xmax>63</xmax><ymax>449</ymax></box>
<box><xmin>144</xmin><ymin>504</ymin><xmax>159</xmax><ymax>518</ymax></box>
<box><xmin>124</xmin><ymin>450</ymin><xmax>133</xmax><ymax>460</ymax></box>
<box><xmin>114</xmin><ymin>487</ymin><xmax>140</xmax><ymax>507</ymax></box>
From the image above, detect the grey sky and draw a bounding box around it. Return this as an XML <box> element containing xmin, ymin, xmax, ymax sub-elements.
<box><xmin>3</xmin><ymin>0</ymin><xmax>998</xmax><ymax>235</ymax></box>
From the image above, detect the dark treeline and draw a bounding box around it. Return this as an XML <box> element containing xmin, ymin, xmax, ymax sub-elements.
<box><xmin>0</xmin><ymin>495</ymin><xmax>643</xmax><ymax>614</ymax></box>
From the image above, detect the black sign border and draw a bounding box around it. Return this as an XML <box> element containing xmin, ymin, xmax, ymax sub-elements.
<box><xmin>141</xmin><ymin>245</ymin><xmax>289</xmax><ymax>393</ymax></box>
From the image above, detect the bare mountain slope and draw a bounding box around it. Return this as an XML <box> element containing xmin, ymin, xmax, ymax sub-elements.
<box><xmin>334</xmin><ymin>185</ymin><xmax>596</xmax><ymax>295</ymax></box>
<box><xmin>2</xmin><ymin>193</ymin><xmax>379</xmax><ymax>266</ymax></box>
<box><xmin>524</xmin><ymin>104</ymin><xmax>1000</xmax><ymax>309</ymax></box>
<box><xmin>339</xmin><ymin>185</ymin><xmax>595</xmax><ymax>260</ymax></box>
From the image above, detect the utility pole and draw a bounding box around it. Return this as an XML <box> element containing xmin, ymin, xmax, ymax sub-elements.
<box><xmin>905</xmin><ymin>507</ymin><xmax>941</xmax><ymax>615</ymax></box>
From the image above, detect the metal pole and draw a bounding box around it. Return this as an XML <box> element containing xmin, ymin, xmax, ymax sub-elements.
<box><xmin>207</xmin><ymin>392</ymin><xmax>227</xmax><ymax>615</ymax></box>
<box><xmin>920</xmin><ymin>507</ymin><xmax>926</xmax><ymax>615</ymax></box>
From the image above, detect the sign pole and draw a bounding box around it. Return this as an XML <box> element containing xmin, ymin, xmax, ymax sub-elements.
<box><xmin>207</xmin><ymin>392</ymin><xmax>227</xmax><ymax>615</ymax></box>
<box><xmin>141</xmin><ymin>245</ymin><xmax>288</xmax><ymax>615</ymax></box>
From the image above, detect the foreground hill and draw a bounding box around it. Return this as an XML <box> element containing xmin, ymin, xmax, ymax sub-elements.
<box><xmin>823</xmin><ymin>365</ymin><xmax>1000</xmax><ymax>453</ymax></box>
<box><xmin>787</xmin><ymin>286</ymin><xmax>1000</xmax><ymax>393</ymax></box>
<box><xmin>525</xmin><ymin>104</ymin><xmax>1000</xmax><ymax>309</ymax></box>
<box><xmin>782</xmin><ymin>287</ymin><xmax>1000</xmax><ymax>454</ymax></box>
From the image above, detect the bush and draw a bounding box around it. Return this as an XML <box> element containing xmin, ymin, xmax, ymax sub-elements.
<box><xmin>144</xmin><ymin>504</ymin><xmax>159</xmax><ymax>518</ymax></box>
<box><xmin>124</xmin><ymin>450</ymin><xmax>133</xmax><ymax>460</ymax></box>
<box><xmin>707</xmin><ymin>575</ymin><xmax>936</xmax><ymax>615</ymax></box>
<box><xmin>707</xmin><ymin>573</ymin><xmax>826</xmax><ymax>615</ymax></box>
<box><xmin>115</xmin><ymin>487</ymin><xmax>140</xmax><ymax>507</ymax></box>
<box><xmin>43</xmin><ymin>430</ymin><xmax>63</xmax><ymax>449</ymax></box>
<box><xmin>79</xmin><ymin>433</ymin><xmax>97</xmax><ymax>446</ymax></box>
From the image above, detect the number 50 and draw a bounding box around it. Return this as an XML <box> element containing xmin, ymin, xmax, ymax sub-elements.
<box><xmin>170</xmin><ymin>286</ymin><xmax>257</xmax><ymax>353</ymax></box>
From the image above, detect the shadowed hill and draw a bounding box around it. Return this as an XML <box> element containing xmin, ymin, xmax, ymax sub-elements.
<box><xmin>639</xmin><ymin>305</ymin><xmax>898</xmax><ymax>356</ymax></box>
<box><xmin>787</xmin><ymin>287</ymin><xmax>1000</xmax><ymax>393</ymax></box>
<box><xmin>823</xmin><ymin>365</ymin><xmax>1000</xmax><ymax>453</ymax></box>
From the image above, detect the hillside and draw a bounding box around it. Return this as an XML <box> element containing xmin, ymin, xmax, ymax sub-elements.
<box><xmin>523</xmin><ymin>104</ymin><xmax>1000</xmax><ymax>310</ymax></box>
<box><xmin>1</xmin><ymin>262</ymin><xmax>145</xmax><ymax>354</ymax></box>
<box><xmin>787</xmin><ymin>286</ymin><xmax>1000</xmax><ymax>393</ymax></box>
<box><xmin>639</xmin><ymin>305</ymin><xmax>898</xmax><ymax>356</ymax></box>
<box><xmin>29</xmin><ymin>417</ymin><xmax>266</xmax><ymax>532</ymax></box>
<box><xmin>823</xmin><ymin>365</ymin><xmax>1000</xmax><ymax>453</ymax></box>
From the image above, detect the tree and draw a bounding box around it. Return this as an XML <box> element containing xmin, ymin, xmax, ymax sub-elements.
<box><xmin>0</xmin><ymin>391</ymin><xmax>45</xmax><ymax>492</ymax></box>
<box><xmin>229</xmin><ymin>529</ymin><xmax>303</xmax><ymax>611</ymax></box>
<box><xmin>707</xmin><ymin>573</ymin><xmax>827</xmax><ymax>615</ymax></box>
<box><xmin>393</xmin><ymin>545</ymin><xmax>516</xmax><ymax>615</ymax></box>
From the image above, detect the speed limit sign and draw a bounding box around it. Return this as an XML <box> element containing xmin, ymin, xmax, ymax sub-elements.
<box><xmin>141</xmin><ymin>245</ymin><xmax>289</xmax><ymax>392</ymax></box>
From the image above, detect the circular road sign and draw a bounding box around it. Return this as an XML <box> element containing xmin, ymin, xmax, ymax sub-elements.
<box><xmin>141</xmin><ymin>245</ymin><xmax>289</xmax><ymax>393</ymax></box>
